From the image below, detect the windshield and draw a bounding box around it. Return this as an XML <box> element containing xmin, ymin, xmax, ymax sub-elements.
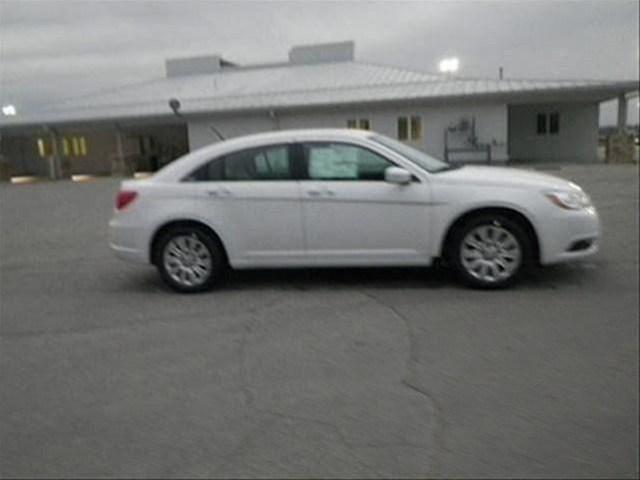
<box><xmin>369</xmin><ymin>134</ymin><xmax>454</xmax><ymax>173</ymax></box>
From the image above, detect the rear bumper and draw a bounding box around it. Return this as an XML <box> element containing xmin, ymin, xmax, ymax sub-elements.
<box><xmin>108</xmin><ymin>217</ymin><xmax>149</xmax><ymax>264</ymax></box>
<box><xmin>539</xmin><ymin>206</ymin><xmax>600</xmax><ymax>265</ymax></box>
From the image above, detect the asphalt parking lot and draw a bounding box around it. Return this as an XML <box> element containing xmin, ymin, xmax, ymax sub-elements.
<box><xmin>1</xmin><ymin>164</ymin><xmax>638</xmax><ymax>478</ymax></box>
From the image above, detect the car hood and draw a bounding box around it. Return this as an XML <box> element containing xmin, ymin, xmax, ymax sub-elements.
<box><xmin>434</xmin><ymin>165</ymin><xmax>578</xmax><ymax>190</ymax></box>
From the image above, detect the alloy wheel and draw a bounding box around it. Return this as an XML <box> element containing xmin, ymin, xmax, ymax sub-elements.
<box><xmin>162</xmin><ymin>234</ymin><xmax>213</xmax><ymax>288</ymax></box>
<box><xmin>460</xmin><ymin>223</ymin><xmax>522</xmax><ymax>283</ymax></box>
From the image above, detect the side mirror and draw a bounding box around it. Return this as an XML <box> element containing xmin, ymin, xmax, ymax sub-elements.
<box><xmin>385</xmin><ymin>166</ymin><xmax>412</xmax><ymax>185</ymax></box>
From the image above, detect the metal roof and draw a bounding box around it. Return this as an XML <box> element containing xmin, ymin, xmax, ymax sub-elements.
<box><xmin>1</xmin><ymin>60</ymin><xmax>637</xmax><ymax>128</ymax></box>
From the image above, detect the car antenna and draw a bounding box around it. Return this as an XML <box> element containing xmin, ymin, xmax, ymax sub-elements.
<box><xmin>168</xmin><ymin>98</ymin><xmax>225</xmax><ymax>141</ymax></box>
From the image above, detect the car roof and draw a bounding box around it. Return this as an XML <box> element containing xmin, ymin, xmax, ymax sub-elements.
<box><xmin>152</xmin><ymin>128</ymin><xmax>375</xmax><ymax>182</ymax></box>
<box><xmin>216</xmin><ymin>128</ymin><xmax>373</xmax><ymax>144</ymax></box>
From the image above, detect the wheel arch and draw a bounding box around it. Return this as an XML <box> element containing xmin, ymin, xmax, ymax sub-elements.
<box><xmin>440</xmin><ymin>206</ymin><xmax>541</xmax><ymax>264</ymax></box>
<box><xmin>149</xmin><ymin>219</ymin><xmax>229</xmax><ymax>266</ymax></box>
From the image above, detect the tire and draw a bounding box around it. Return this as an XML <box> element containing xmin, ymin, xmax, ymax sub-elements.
<box><xmin>154</xmin><ymin>225</ymin><xmax>226</xmax><ymax>293</ymax></box>
<box><xmin>449</xmin><ymin>214</ymin><xmax>532</xmax><ymax>289</ymax></box>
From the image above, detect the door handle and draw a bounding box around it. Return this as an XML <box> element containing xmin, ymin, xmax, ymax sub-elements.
<box><xmin>206</xmin><ymin>188</ymin><xmax>231</xmax><ymax>198</ymax></box>
<box><xmin>306</xmin><ymin>188</ymin><xmax>336</xmax><ymax>197</ymax></box>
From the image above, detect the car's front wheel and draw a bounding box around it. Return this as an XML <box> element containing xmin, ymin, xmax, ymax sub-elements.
<box><xmin>154</xmin><ymin>226</ymin><xmax>226</xmax><ymax>293</ymax></box>
<box><xmin>450</xmin><ymin>214</ymin><xmax>531</xmax><ymax>288</ymax></box>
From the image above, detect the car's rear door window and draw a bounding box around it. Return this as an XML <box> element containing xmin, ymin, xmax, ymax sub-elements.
<box><xmin>224</xmin><ymin>145</ymin><xmax>290</xmax><ymax>180</ymax></box>
<box><xmin>184</xmin><ymin>144</ymin><xmax>292</xmax><ymax>181</ymax></box>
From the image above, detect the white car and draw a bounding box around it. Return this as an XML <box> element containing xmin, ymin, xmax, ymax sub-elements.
<box><xmin>108</xmin><ymin>129</ymin><xmax>600</xmax><ymax>292</ymax></box>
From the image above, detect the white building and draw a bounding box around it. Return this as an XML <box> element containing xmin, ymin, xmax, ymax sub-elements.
<box><xmin>0</xmin><ymin>41</ymin><xmax>637</xmax><ymax>179</ymax></box>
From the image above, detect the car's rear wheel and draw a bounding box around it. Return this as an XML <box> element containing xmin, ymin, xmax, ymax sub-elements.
<box><xmin>155</xmin><ymin>226</ymin><xmax>225</xmax><ymax>292</ymax></box>
<box><xmin>450</xmin><ymin>214</ymin><xmax>531</xmax><ymax>288</ymax></box>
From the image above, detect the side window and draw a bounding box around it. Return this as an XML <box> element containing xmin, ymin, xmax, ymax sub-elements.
<box><xmin>184</xmin><ymin>158</ymin><xmax>224</xmax><ymax>181</ymax></box>
<box><xmin>224</xmin><ymin>145</ymin><xmax>291</xmax><ymax>180</ymax></box>
<box><xmin>184</xmin><ymin>145</ymin><xmax>291</xmax><ymax>181</ymax></box>
<box><xmin>303</xmin><ymin>143</ymin><xmax>394</xmax><ymax>181</ymax></box>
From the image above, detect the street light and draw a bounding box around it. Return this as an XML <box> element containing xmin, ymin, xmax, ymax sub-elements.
<box><xmin>438</xmin><ymin>57</ymin><xmax>459</xmax><ymax>74</ymax></box>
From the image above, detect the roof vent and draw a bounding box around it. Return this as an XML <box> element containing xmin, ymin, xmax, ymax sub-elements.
<box><xmin>288</xmin><ymin>41</ymin><xmax>354</xmax><ymax>65</ymax></box>
<box><xmin>165</xmin><ymin>55</ymin><xmax>236</xmax><ymax>77</ymax></box>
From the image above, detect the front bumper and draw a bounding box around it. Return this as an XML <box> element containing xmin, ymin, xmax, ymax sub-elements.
<box><xmin>539</xmin><ymin>206</ymin><xmax>601</xmax><ymax>265</ymax></box>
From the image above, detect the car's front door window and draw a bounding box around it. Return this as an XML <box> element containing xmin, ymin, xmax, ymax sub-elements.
<box><xmin>303</xmin><ymin>143</ymin><xmax>394</xmax><ymax>181</ymax></box>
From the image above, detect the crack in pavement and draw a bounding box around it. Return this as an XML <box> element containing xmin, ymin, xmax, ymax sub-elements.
<box><xmin>221</xmin><ymin>290</ymin><xmax>447</xmax><ymax>477</ymax></box>
<box><xmin>222</xmin><ymin>297</ymin><xmax>384</xmax><ymax>478</ymax></box>
<box><xmin>359</xmin><ymin>290</ymin><xmax>448</xmax><ymax>477</ymax></box>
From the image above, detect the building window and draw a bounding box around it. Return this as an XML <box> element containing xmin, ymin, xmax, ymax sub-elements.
<box><xmin>536</xmin><ymin>113</ymin><xmax>547</xmax><ymax>135</ymax></box>
<box><xmin>549</xmin><ymin>112</ymin><xmax>559</xmax><ymax>135</ymax></box>
<box><xmin>398</xmin><ymin>117</ymin><xmax>409</xmax><ymax>140</ymax></box>
<box><xmin>537</xmin><ymin>113</ymin><xmax>560</xmax><ymax>136</ymax></box>
<box><xmin>410</xmin><ymin>116</ymin><xmax>422</xmax><ymax>140</ymax></box>
<box><xmin>61</xmin><ymin>136</ymin><xmax>89</xmax><ymax>157</ymax></box>
<box><xmin>79</xmin><ymin>137</ymin><xmax>87</xmax><ymax>156</ymax></box>
<box><xmin>347</xmin><ymin>118</ymin><xmax>370</xmax><ymax>130</ymax></box>
<box><xmin>37</xmin><ymin>136</ymin><xmax>88</xmax><ymax>158</ymax></box>
<box><xmin>398</xmin><ymin>116</ymin><xmax>422</xmax><ymax>141</ymax></box>
<box><xmin>72</xmin><ymin>137</ymin><xmax>81</xmax><ymax>156</ymax></box>
<box><xmin>62</xmin><ymin>138</ymin><xmax>70</xmax><ymax>156</ymax></box>
<box><xmin>37</xmin><ymin>138</ymin><xmax>49</xmax><ymax>157</ymax></box>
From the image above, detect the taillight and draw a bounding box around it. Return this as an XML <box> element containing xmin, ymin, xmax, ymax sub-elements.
<box><xmin>115</xmin><ymin>190</ymin><xmax>138</xmax><ymax>210</ymax></box>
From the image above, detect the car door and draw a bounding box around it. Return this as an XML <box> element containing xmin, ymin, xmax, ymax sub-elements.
<box><xmin>298</xmin><ymin>141</ymin><xmax>432</xmax><ymax>266</ymax></box>
<box><xmin>186</xmin><ymin>143</ymin><xmax>305</xmax><ymax>267</ymax></box>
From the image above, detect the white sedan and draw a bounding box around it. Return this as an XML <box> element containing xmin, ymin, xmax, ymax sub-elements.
<box><xmin>109</xmin><ymin>129</ymin><xmax>600</xmax><ymax>292</ymax></box>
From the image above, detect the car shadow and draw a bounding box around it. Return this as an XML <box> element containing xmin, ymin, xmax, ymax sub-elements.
<box><xmin>222</xmin><ymin>266</ymin><xmax>456</xmax><ymax>291</ymax></box>
<box><xmin>119</xmin><ymin>261</ymin><xmax>602</xmax><ymax>294</ymax></box>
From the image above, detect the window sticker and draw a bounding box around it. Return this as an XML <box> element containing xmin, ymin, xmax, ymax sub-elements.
<box><xmin>309</xmin><ymin>146</ymin><xmax>358</xmax><ymax>179</ymax></box>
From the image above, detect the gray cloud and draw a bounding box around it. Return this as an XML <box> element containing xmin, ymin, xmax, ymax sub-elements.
<box><xmin>0</xmin><ymin>0</ymin><xmax>638</xmax><ymax>124</ymax></box>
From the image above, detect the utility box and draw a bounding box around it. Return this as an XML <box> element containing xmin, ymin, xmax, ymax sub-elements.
<box><xmin>0</xmin><ymin>156</ymin><xmax>10</xmax><ymax>181</ymax></box>
<box><xmin>606</xmin><ymin>133</ymin><xmax>636</xmax><ymax>163</ymax></box>
<box><xmin>110</xmin><ymin>153</ymin><xmax>137</xmax><ymax>177</ymax></box>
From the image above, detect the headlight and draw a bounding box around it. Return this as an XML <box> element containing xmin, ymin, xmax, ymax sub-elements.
<box><xmin>544</xmin><ymin>189</ymin><xmax>592</xmax><ymax>210</ymax></box>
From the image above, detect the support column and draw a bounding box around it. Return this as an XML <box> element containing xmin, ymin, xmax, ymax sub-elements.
<box><xmin>47</xmin><ymin>128</ymin><xmax>61</xmax><ymax>179</ymax></box>
<box><xmin>617</xmin><ymin>93</ymin><xmax>628</xmax><ymax>133</ymax></box>
<box><xmin>0</xmin><ymin>132</ymin><xmax>10</xmax><ymax>181</ymax></box>
<box><xmin>606</xmin><ymin>93</ymin><xmax>634</xmax><ymax>163</ymax></box>
<box><xmin>111</xmin><ymin>126</ymin><xmax>133</xmax><ymax>176</ymax></box>
<box><xmin>50</xmin><ymin>128</ymin><xmax>71</xmax><ymax>179</ymax></box>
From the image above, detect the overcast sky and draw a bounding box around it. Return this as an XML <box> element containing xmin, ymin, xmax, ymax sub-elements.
<box><xmin>0</xmin><ymin>0</ymin><xmax>638</xmax><ymax>124</ymax></box>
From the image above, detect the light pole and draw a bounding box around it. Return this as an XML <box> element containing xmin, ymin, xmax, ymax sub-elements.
<box><xmin>168</xmin><ymin>98</ymin><xmax>225</xmax><ymax>141</ymax></box>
